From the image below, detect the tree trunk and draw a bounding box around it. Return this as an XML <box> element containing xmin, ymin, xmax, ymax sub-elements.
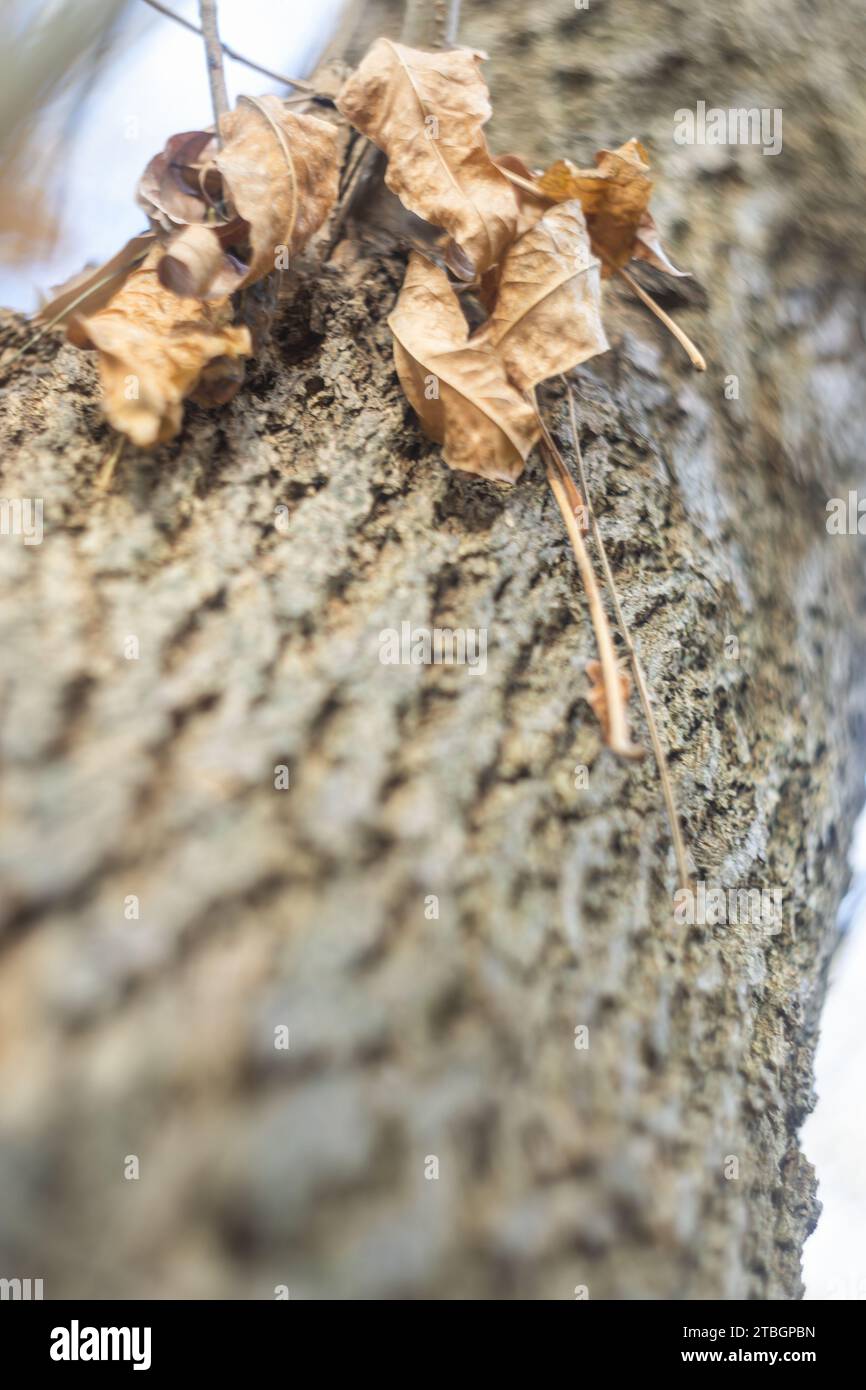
<box><xmin>1</xmin><ymin>0</ymin><xmax>864</xmax><ymax>1301</ymax></box>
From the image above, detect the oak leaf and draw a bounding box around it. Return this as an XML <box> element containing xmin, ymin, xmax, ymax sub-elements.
<box><xmin>473</xmin><ymin>200</ymin><xmax>609</xmax><ymax>390</ymax></box>
<box><xmin>336</xmin><ymin>40</ymin><xmax>517</xmax><ymax>276</ymax></box>
<box><xmin>388</xmin><ymin>253</ymin><xmax>540</xmax><ymax>484</ymax></box>
<box><xmin>538</xmin><ymin>138</ymin><xmax>685</xmax><ymax>278</ymax></box>
<box><xmin>76</xmin><ymin>247</ymin><xmax>251</xmax><ymax>447</ymax></box>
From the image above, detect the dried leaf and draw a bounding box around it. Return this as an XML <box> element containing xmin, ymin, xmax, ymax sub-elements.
<box><xmin>538</xmin><ymin>138</ymin><xmax>685</xmax><ymax>278</ymax></box>
<box><xmin>473</xmin><ymin>200</ymin><xmax>609</xmax><ymax>390</ymax></box>
<box><xmin>34</xmin><ymin>234</ymin><xmax>156</xmax><ymax>331</ymax></box>
<box><xmin>136</xmin><ymin>97</ymin><xmax>339</xmax><ymax>299</ymax></box>
<box><xmin>633</xmin><ymin>210</ymin><xmax>690</xmax><ymax>277</ymax></box>
<box><xmin>158</xmin><ymin>224</ymin><xmax>246</xmax><ymax>300</ymax></box>
<box><xmin>214</xmin><ymin>95</ymin><xmax>339</xmax><ymax>281</ymax></box>
<box><xmin>586</xmin><ymin>658</ymin><xmax>632</xmax><ymax>742</ymax></box>
<box><xmin>388</xmin><ymin>253</ymin><xmax>540</xmax><ymax>484</ymax></box>
<box><xmin>494</xmin><ymin>153</ymin><xmax>547</xmax><ymax>238</ymax></box>
<box><xmin>137</xmin><ymin>130</ymin><xmax>220</xmax><ymax>232</ymax></box>
<box><xmin>337</xmin><ymin>39</ymin><xmax>517</xmax><ymax>276</ymax></box>
<box><xmin>77</xmin><ymin>248</ymin><xmax>251</xmax><ymax>447</ymax></box>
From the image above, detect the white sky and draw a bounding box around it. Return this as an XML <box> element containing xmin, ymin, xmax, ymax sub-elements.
<box><xmin>1</xmin><ymin>0</ymin><xmax>346</xmax><ymax>310</ymax></box>
<box><xmin>802</xmin><ymin>799</ymin><xmax>866</xmax><ymax>1299</ymax></box>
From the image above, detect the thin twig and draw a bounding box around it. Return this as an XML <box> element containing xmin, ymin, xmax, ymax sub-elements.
<box><xmin>533</xmin><ymin>400</ymin><xmax>643</xmax><ymax>761</ymax></box>
<box><xmin>618</xmin><ymin>267</ymin><xmax>706</xmax><ymax>371</ymax></box>
<box><xmin>141</xmin><ymin>0</ymin><xmax>314</xmax><ymax>92</ymax></box>
<box><xmin>563</xmin><ymin>376</ymin><xmax>692</xmax><ymax>891</ymax></box>
<box><xmin>198</xmin><ymin>0</ymin><xmax>229</xmax><ymax>142</ymax></box>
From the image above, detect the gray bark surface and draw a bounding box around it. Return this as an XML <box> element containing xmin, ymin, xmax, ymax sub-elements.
<box><xmin>1</xmin><ymin>0</ymin><xmax>865</xmax><ymax>1299</ymax></box>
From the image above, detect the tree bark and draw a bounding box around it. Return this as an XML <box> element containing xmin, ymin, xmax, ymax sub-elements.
<box><xmin>1</xmin><ymin>0</ymin><xmax>865</xmax><ymax>1300</ymax></box>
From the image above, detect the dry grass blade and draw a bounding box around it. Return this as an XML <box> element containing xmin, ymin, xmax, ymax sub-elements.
<box><xmin>1</xmin><ymin>246</ymin><xmax>153</xmax><ymax>377</ymax></box>
<box><xmin>563</xmin><ymin>377</ymin><xmax>692</xmax><ymax>890</ymax></box>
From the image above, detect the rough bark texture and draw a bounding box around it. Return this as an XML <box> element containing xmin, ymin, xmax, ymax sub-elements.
<box><xmin>1</xmin><ymin>0</ymin><xmax>865</xmax><ymax>1300</ymax></box>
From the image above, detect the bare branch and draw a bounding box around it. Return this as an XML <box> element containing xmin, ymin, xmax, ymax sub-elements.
<box><xmin>197</xmin><ymin>0</ymin><xmax>230</xmax><ymax>139</ymax></box>
<box><xmin>140</xmin><ymin>0</ymin><xmax>314</xmax><ymax>93</ymax></box>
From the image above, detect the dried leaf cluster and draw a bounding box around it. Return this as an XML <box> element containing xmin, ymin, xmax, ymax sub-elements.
<box><xmin>20</xmin><ymin>31</ymin><xmax>702</xmax><ymax>886</ymax></box>
<box><xmin>335</xmin><ymin>44</ymin><xmax>693</xmax><ymax>487</ymax></box>
<box><xmin>38</xmin><ymin>93</ymin><xmax>339</xmax><ymax>445</ymax></box>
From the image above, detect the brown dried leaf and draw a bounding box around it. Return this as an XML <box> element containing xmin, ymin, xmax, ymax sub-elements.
<box><xmin>77</xmin><ymin>248</ymin><xmax>252</xmax><ymax>448</ymax></box>
<box><xmin>34</xmin><ymin>234</ymin><xmax>156</xmax><ymax>331</ymax></box>
<box><xmin>214</xmin><ymin>96</ymin><xmax>339</xmax><ymax>282</ymax></box>
<box><xmin>158</xmin><ymin>224</ymin><xmax>246</xmax><ymax>300</ymax></box>
<box><xmin>337</xmin><ymin>39</ymin><xmax>517</xmax><ymax>276</ymax></box>
<box><xmin>137</xmin><ymin>130</ymin><xmax>219</xmax><ymax>232</ymax></box>
<box><xmin>494</xmin><ymin>153</ymin><xmax>548</xmax><ymax>238</ymax></box>
<box><xmin>136</xmin><ymin>98</ymin><xmax>339</xmax><ymax>299</ymax></box>
<box><xmin>473</xmin><ymin>200</ymin><xmax>609</xmax><ymax>390</ymax></box>
<box><xmin>586</xmin><ymin>658</ymin><xmax>632</xmax><ymax>742</ymax></box>
<box><xmin>388</xmin><ymin>253</ymin><xmax>540</xmax><ymax>484</ymax></box>
<box><xmin>538</xmin><ymin>138</ymin><xmax>685</xmax><ymax>278</ymax></box>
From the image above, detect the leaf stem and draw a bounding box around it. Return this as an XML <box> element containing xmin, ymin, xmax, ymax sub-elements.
<box><xmin>562</xmin><ymin>377</ymin><xmax>692</xmax><ymax>891</ymax></box>
<box><xmin>618</xmin><ymin>267</ymin><xmax>706</xmax><ymax>371</ymax></box>
<box><xmin>534</xmin><ymin>402</ymin><xmax>643</xmax><ymax>761</ymax></box>
<box><xmin>96</xmin><ymin>433</ymin><xmax>126</xmax><ymax>491</ymax></box>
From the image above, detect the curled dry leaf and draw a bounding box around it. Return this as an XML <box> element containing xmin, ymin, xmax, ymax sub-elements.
<box><xmin>76</xmin><ymin>248</ymin><xmax>251</xmax><ymax>447</ymax></box>
<box><xmin>538</xmin><ymin>138</ymin><xmax>687</xmax><ymax>278</ymax></box>
<box><xmin>158</xmin><ymin>223</ymin><xmax>246</xmax><ymax>300</ymax></box>
<box><xmin>473</xmin><ymin>200</ymin><xmax>609</xmax><ymax>390</ymax></box>
<box><xmin>137</xmin><ymin>130</ymin><xmax>220</xmax><ymax>232</ymax></box>
<box><xmin>214</xmin><ymin>96</ymin><xmax>339</xmax><ymax>282</ymax></box>
<box><xmin>138</xmin><ymin>97</ymin><xmax>339</xmax><ymax>300</ymax></box>
<box><xmin>389</xmin><ymin>252</ymin><xmax>540</xmax><ymax>484</ymax></box>
<box><xmin>586</xmin><ymin>658</ymin><xmax>633</xmax><ymax>743</ymax></box>
<box><xmin>337</xmin><ymin>39</ymin><xmax>517</xmax><ymax>276</ymax></box>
